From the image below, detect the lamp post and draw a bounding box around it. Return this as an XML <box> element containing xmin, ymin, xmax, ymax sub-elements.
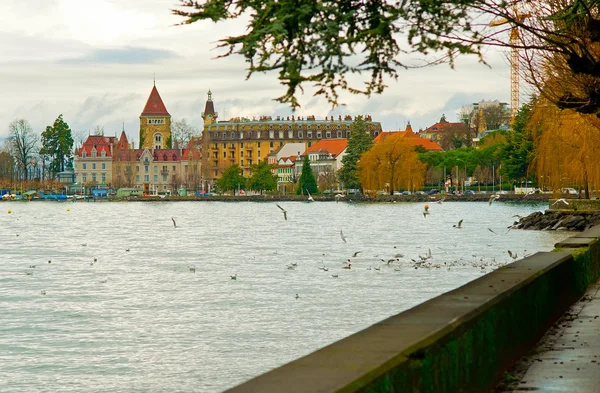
<box><xmin>457</xmin><ymin>159</ymin><xmax>465</xmax><ymax>194</ymax></box>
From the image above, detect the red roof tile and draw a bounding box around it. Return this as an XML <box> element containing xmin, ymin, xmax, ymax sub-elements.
<box><xmin>304</xmin><ymin>139</ymin><xmax>348</xmax><ymax>158</ymax></box>
<box><xmin>141</xmin><ymin>85</ymin><xmax>170</xmax><ymax>117</ymax></box>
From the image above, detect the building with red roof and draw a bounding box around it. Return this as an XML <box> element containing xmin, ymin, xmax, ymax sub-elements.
<box><xmin>139</xmin><ymin>83</ymin><xmax>172</xmax><ymax>150</ymax></box>
<box><xmin>373</xmin><ymin>123</ymin><xmax>443</xmax><ymax>151</ymax></box>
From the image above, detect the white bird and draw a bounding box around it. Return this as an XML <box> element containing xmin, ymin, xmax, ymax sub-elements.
<box><xmin>453</xmin><ymin>219</ymin><xmax>463</xmax><ymax>228</ymax></box>
<box><xmin>507</xmin><ymin>250</ymin><xmax>518</xmax><ymax>260</ymax></box>
<box><xmin>489</xmin><ymin>194</ymin><xmax>500</xmax><ymax>206</ymax></box>
<box><xmin>436</xmin><ymin>198</ymin><xmax>445</xmax><ymax>205</ymax></box>
<box><xmin>40</xmin><ymin>290</ymin><xmax>46</xmax><ymax>295</ymax></box>
<box><xmin>306</xmin><ymin>189</ymin><xmax>315</xmax><ymax>202</ymax></box>
<box><xmin>552</xmin><ymin>198</ymin><xmax>569</xmax><ymax>206</ymax></box>
<box><xmin>335</xmin><ymin>194</ymin><xmax>344</xmax><ymax>203</ymax></box>
<box><xmin>340</xmin><ymin>230</ymin><xmax>347</xmax><ymax>243</ymax></box>
<box><xmin>171</xmin><ymin>217</ymin><xmax>177</xmax><ymax>228</ymax></box>
<box><xmin>276</xmin><ymin>204</ymin><xmax>287</xmax><ymax>220</ymax></box>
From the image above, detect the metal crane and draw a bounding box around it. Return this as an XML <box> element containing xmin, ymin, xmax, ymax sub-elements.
<box><xmin>490</xmin><ymin>9</ymin><xmax>530</xmax><ymax>124</ymax></box>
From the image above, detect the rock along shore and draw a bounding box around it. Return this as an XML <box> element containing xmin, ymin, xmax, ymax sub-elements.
<box><xmin>513</xmin><ymin>210</ymin><xmax>600</xmax><ymax>231</ymax></box>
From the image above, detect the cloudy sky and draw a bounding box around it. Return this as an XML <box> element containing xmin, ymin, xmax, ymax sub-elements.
<box><xmin>0</xmin><ymin>0</ymin><xmax>517</xmax><ymax>144</ymax></box>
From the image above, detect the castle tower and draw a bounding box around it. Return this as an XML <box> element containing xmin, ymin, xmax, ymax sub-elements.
<box><xmin>201</xmin><ymin>89</ymin><xmax>218</xmax><ymax>126</ymax></box>
<box><xmin>139</xmin><ymin>83</ymin><xmax>171</xmax><ymax>149</ymax></box>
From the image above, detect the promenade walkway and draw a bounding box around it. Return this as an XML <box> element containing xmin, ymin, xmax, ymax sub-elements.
<box><xmin>509</xmin><ymin>278</ymin><xmax>600</xmax><ymax>392</ymax></box>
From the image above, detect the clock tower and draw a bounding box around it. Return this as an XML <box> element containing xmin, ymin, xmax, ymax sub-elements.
<box><xmin>201</xmin><ymin>89</ymin><xmax>218</xmax><ymax>126</ymax></box>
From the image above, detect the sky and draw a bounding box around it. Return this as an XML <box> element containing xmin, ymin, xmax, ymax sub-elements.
<box><xmin>0</xmin><ymin>0</ymin><xmax>517</xmax><ymax>145</ymax></box>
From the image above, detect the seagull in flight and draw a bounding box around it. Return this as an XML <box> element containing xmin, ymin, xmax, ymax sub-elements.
<box><xmin>276</xmin><ymin>204</ymin><xmax>287</xmax><ymax>220</ymax></box>
<box><xmin>171</xmin><ymin>217</ymin><xmax>177</xmax><ymax>228</ymax></box>
<box><xmin>552</xmin><ymin>198</ymin><xmax>569</xmax><ymax>206</ymax></box>
<box><xmin>453</xmin><ymin>219</ymin><xmax>463</xmax><ymax>228</ymax></box>
<box><xmin>488</xmin><ymin>228</ymin><xmax>498</xmax><ymax>235</ymax></box>
<box><xmin>335</xmin><ymin>193</ymin><xmax>344</xmax><ymax>203</ymax></box>
<box><xmin>306</xmin><ymin>189</ymin><xmax>315</xmax><ymax>202</ymax></box>
<box><xmin>507</xmin><ymin>250</ymin><xmax>518</xmax><ymax>260</ymax></box>
<box><xmin>436</xmin><ymin>198</ymin><xmax>445</xmax><ymax>205</ymax></box>
<box><xmin>340</xmin><ymin>230</ymin><xmax>347</xmax><ymax>243</ymax></box>
<box><xmin>352</xmin><ymin>251</ymin><xmax>362</xmax><ymax>257</ymax></box>
<box><xmin>489</xmin><ymin>194</ymin><xmax>500</xmax><ymax>206</ymax></box>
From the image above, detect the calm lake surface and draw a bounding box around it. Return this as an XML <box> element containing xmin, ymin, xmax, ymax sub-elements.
<box><xmin>0</xmin><ymin>200</ymin><xmax>567</xmax><ymax>392</ymax></box>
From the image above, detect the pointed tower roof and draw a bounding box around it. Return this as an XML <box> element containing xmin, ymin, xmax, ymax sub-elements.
<box><xmin>118</xmin><ymin>130</ymin><xmax>129</xmax><ymax>149</ymax></box>
<box><xmin>203</xmin><ymin>89</ymin><xmax>216</xmax><ymax>117</ymax></box>
<box><xmin>405</xmin><ymin>121</ymin><xmax>415</xmax><ymax>136</ymax></box>
<box><xmin>141</xmin><ymin>85</ymin><xmax>170</xmax><ymax>117</ymax></box>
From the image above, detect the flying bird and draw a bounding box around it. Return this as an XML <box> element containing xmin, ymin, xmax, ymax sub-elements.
<box><xmin>489</xmin><ymin>194</ymin><xmax>500</xmax><ymax>206</ymax></box>
<box><xmin>508</xmin><ymin>250</ymin><xmax>518</xmax><ymax>260</ymax></box>
<box><xmin>335</xmin><ymin>193</ymin><xmax>344</xmax><ymax>203</ymax></box>
<box><xmin>352</xmin><ymin>251</ymin><xmax>362</xmax><ymax>257</ymax></box>
<box><xmin>276</xmin><ymin>204</ymin><xmax>287</xmax><ymax>220</ymax></box>
<box><xmin>436</xmin><ymin>198</ymin><xmax>445</xmax><ymax>205</ymax></box>
<box><xmin>552</xmin><ymin>198</ymin><xmax>569</xmax><ymax>206</ymax></box>
<box><xmin>306</xmin><ymin>189</ymin><xmax>315</xmax><ymax>202</ymax></box>
<box><xmin>340</xmin><ymin>230</ymin><xmax>347</xmax><ymax>243</ymax></box>
<box><xmin>488</xmin><ymin>228</ymin><xmax>498</xmax><ymax>235</ymax></box>
<box><xmin>453</xmin><ymin>219</ymin><xmax>463</xmax><ymax>228</ymax></box>
<box><xmin>171</xmin><ymin>217</ymin><xmax>177</xmax><ymax>228</ymax></box>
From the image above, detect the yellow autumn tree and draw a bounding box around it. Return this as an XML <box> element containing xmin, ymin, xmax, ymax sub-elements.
<box><xmin>357</xmin><ymin>134</ymin><xmax>426</xmax><ymax>195</ymax></box>
<box><xmin>529</xmin><ymin>98</ymin><xmax>600</xmax><ymax>198</ymax></box>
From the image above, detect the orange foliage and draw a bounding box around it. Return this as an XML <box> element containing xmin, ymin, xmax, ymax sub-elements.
<box><xmin>529</xmin><ymin>99</ymin><xmax>600</xmax><ymax>198</ymax></box>
<box><xmin>357</xmin><ymin>134</ymin><xmax>426</xmax><ymax>194</ymax></box>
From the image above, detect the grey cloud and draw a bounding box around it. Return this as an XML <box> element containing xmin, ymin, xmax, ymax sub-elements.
<box><xmin>59</xmin><ymin>47</ymin><xmax>179</xmax><ymax>64</ymax></box>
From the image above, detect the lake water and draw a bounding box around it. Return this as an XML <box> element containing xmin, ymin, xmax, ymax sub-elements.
<box><xmin>0</xmin><ymin>200</ymin><xmax>567</xmax><ymax>392</ymax></box>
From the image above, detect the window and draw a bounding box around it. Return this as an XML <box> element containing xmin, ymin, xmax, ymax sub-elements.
<box><xmin>83</xmin><ymin>163</ymin><xmax>87</xmax><ymax>170</ymax></box>
<box><xmin>326</xmin><ymin>132</ymin><xmax>331</xmax><ymax>138</ymax></box>
<box><xmin>337</xmin><ymin>131</ymin><xmax>342</xmax><ymax>138</ymax></box>
<box><xmin>102</xmin><ymin>163</ymin><xmax>106</xmax><ymax>170</ymax></box>
<box><xmin>240</xmin><ymin>151</ymin><xmax>244</xmax><ymax>157</ymax></box>
<box><xmin>172</xmin><ymin>166</ymin><xmax>176</xmax><ymax>171</ymax></box>
<box><xmin>136</xmin><ymin>175</ymin><xmax>140</xmax><ymax>182</ymax></box>
<box><xmin>298</xmin><ymin>131</ymin><xmax>303</xmax><ymax>138</ymax></box>
<box><xmin>278</xmin><ymin>131</ymin><xmax>283</xmax><ymax>138</ymax></box>
<box><xmin>82</xmin><ymin>174</ymin><xmax>87</xmax><ymax>182</ymax></box>
<box><xmin>92</xmin><ymin>163</ymin><xmax>96</xmax><ymax>170</ymax></box>
<box><xmin>101</xmin><ymin>150</ymin><xmax>106</xmax><ymax>157</ymax></box>
<box><xmin>223</xmin><ymin>151</ymin><xmax>226</xmax><ymax>158</ymax></box>
<box><xmin>136</xmin><ymin>166</ymin><xmax>140</xmax><ymax>172</ymax></box>
<box><xmin>82</xmin><ymin>151</ymin><xmax>86</xmax><ymax>158</ymax></box>
<box><xmin>308</xmin><ymin>132</ymin><xmax>313</xmax><ymax>138</ymax></box>
<box><xmin>162</xmin><ymin>165</ymin><xmax>167</xmax><ymax>172</ymax></box>
<box><xmin>92</xmin><ymin>173</ymin><xmax>96</xmax><ymax>182</ymax></box>
<box><xmin>145</xmin><ymin>166</ymin><xmax>149</xmax><ymax>172</ymax></box>
<box><xmin>144</xmin><ymin>157</ymin><xmax>149</xmax><ymax>162</ymax></box>
<box><xmin>241</xmin><ymin>160</ymin><xmax>244</xmax><ymax>166</ymax></box>
<box><xmin>101</xmin><ymin>173</ymin><xmax>106</xmax><ymax>183</ymax></box>
<box><xmin>269</xmin><ymin>130</ymin><xmax>274</xmax><ymax>138</ymax></box>
<box><xmin>241</xmin><ymin>143</ymin><xmax>244</xmax><ymax>148</ymax></box>
<box><xmin>144</xmin><ymin>175</ymin><xmax>150</xmax><ymax>182</ymax></box>
<box><xmin>154</xmin><ymin>175</ymin><xmax>158</xmax><ymax>182</ymax></box>
<box><xmin>317</xmin><ymin>132</ymin><xmax>322</xmax><ymax>138</ymax></box>
<box><xmin>270</xmin><ymin>142</ymin><xmax>274</xmax><ymax>148</ymax></box>
<box><xmin>154</xmin><ymin>166</ymin><xmax>157</xmax><ymax>173</ymax></box>
<box><xmin>148</xmin><ymin>119</ymin><xmax>165</xmax><ymax>125</ymax></box>
<box><xmin>163</xmin><ymin>175</ymin><xmax>167</xmax><ymax>182</ymax></box>
<box><xmin>258</xmin><ymin>142</ymin><xmax>261</xmax><ymax>148</ymax></box>
<box><xmin>91</xmin><ymin>151</ymin><xmax>97</xmax><ymax>158</ymax></box>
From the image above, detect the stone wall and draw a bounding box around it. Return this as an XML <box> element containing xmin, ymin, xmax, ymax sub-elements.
<box><xmin>223</xmin><ymin>227</ymin><xmax>600</xmax><ymax>393</ymax></box>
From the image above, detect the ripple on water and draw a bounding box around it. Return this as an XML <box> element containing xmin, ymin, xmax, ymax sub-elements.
<box><xmin>0</xmin><ymin>201</ymin><xmax>567</xmax><ymax>392</ymax></box>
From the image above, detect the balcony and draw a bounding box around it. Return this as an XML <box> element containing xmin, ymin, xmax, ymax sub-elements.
<box><xmin>160</xmin><ymin>170</ymin><xmax>169</xmax><ymax>176</ymax></box>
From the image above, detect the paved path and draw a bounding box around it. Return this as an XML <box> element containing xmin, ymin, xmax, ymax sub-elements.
<box><xmin>513</xmin><ymin>279</ymin><xmax>600</xmax><ymax>392</ymax></box>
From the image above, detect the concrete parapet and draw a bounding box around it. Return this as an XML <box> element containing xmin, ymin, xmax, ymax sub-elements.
<box><xmin>548</xmin><ymin>199</ymin><xmax>600</xmax><ymax>212</ymax></box>
<box><xmin>225</xmin><ymin>226</ymin><xmax>600</xmax><ymax>393</ymax></box>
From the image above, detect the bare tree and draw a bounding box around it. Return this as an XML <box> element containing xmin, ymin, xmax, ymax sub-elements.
<box><xmin>171</xmin><ymin>119</ymin><xmax>199</xmax><ymax>147</ymax></box>
<box><xmin>8</xmin><ymin>119</ymin><xmax>38</xmax><ymax>181</ymax></box>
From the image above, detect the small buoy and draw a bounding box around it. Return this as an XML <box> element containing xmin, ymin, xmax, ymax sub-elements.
<box><xmin>7</xmin><ymin>210</ymin><xmax>11</xmax><ymax>214</ymax></box>
<box><xmin>66</xmin><ymin>208</ymin><xmax>70</xmax><ymax>212</ymax></box>
<box><xmin>424</xmin><ymin>204</ymin><xmax>429</xmax><ymax>210</ymax></box>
